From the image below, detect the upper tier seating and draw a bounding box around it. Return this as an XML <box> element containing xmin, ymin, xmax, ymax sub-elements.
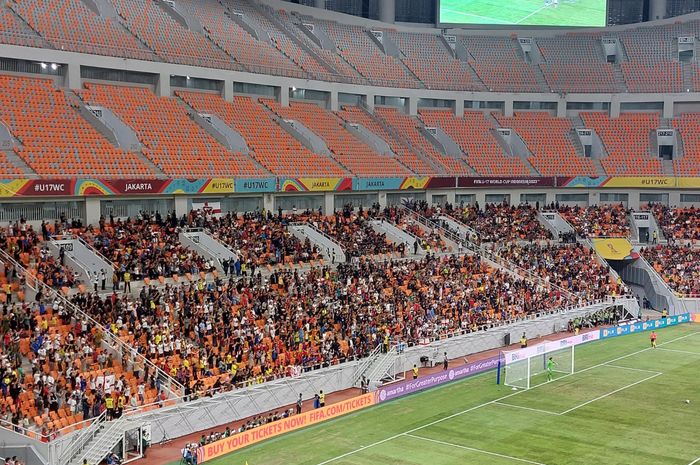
<box><xmin>315</xmin><ymin>19</ymin><xmax>421</xmax><ymax>88</ymax></box>
<box><xmin>78</xmin><ymin>83</ymin><xmax>264</xmax><ymax>177</ymax></box>
<box><xmin>672</xmin><ymin>113</ymin><xmax>700</xmax><ymax>175</ymax></box>
<box><xmin>263</xmin><ymin>100</ymin><xmax>412</xmax><ymax>177</ymax></box>
<box><xmin>650</xmin><ymin>205</ymin><xmax>700</xmax><ymax>242</ymax></box>
<box><xmin>337</xmin><ymin>106</ymin><xmax>435</xmax><ymax>175</ymax></box>
<box><xmin>494</xmin><ymin>112</ymin><xmax>598</xmax><ymax>176</ymax></box>
<box><xmin>390</xmin><ymin>32</ymin><xmax>483</xmax><ymax>91</ymax></box>
<box><xmin>0</xmin><ymin>3</ymin><xmax>50</xmax><ymax>48</ymax></box>
<box><xmin>177</xmin><ymin>0</ymin><xmax>296</xmax><ymax>75</ymax></box>
<box><xmin>176</xmin><ymin>91</ymin><xmax>347</xmax><ymax>177</ymax></box>
<box><xmin>558</xmin><ymin>204</ymin><xmax>631</xmax><ymax>237</ymax></box>
<box><xmin>374</xmin><ymin>107</ymin><xmax>471</xmax><ymax>175</ymax></box>
<box><xmin>418</xmin><ymin>110</ymin><xmax>530</xmax><ymax>176</ymax></box>
<box><xmin>581</xmin><ymin>112</ymin><xmax>663</xmax><ymax>175</ymax></box>
<box><xmin>9</xmin><ymin>0</ymin><xmax>154</xmax><ymax>61</ymax></box>
<box><xmin>621</xmin><ymin>62</ymin><xmax>683</xmax><ymax>93</ymax></box>
<box><xmin>446</xmin><ymin>203</ymin><xmax>552</xmax><ymax>244</ymax></box>
<box><xmin>0</xmin><ymin>76</ymin><xmax>154</xmax><ymax>177</ymax></box>
<box><xmin>463</xmin><ymin>36</ymin><xmax>541</xmax><ymax>92</ymax></box>
<box><xmin>109</xmin><ymin>0</ymin><xmax>232</xmax><ymax>69</ymax></box>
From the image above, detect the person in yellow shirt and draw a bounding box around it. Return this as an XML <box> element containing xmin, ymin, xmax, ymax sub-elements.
<box><xmin>105</xmin><ymin>394</ymin><xmax>114</xmax><ymax>420</ymax></box>
<box><xmin>412</xmin><ymin>364</ymin><xmax>419</xmax><ymax>379</ymax></box>
<box><xmin>319</xmin><ymin>390</ymin><xmax>325</xmax><ymax>407</ymax></box>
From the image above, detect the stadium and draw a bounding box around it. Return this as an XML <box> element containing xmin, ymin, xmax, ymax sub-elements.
<box><xmin>0</xmin><ymin>0</ymin><xmax>699</xmax><ymax>464</ymax></box>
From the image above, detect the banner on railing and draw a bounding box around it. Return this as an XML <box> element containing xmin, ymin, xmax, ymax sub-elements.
<box><xmin>196</xmin><ymin>392</ymin><xmax>376</xmax><ymax>462</ymax></box>
<box><xmin>599</xmin><ymin>313</ymin><xmax>691</xmax><ymax>340</ymax></box>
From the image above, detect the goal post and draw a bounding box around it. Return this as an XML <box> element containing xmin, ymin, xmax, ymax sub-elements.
<box><xmin>498</xmin><ymin>343</ymin><xmax>575</xmax><ymax>390</ymax></box>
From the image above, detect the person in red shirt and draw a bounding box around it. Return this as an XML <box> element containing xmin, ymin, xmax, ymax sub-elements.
<box><xmin>650</xmin><ymin>331</ymin><xmax>657</xmax><ymax>349</ymax></box>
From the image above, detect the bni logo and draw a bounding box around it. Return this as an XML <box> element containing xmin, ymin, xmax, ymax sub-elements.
<box><xmin>448</xmin><ymin>370</ymin><xmax>455</xmax><ymax>381</ymax></box>
<box><xmin>379</xmin><ymin>390</ymin><xmax>387</xmax><ymax>402</ymax></box>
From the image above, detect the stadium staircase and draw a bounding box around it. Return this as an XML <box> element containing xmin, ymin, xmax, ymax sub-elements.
<box><xmin>2</xmin><ymin>148</ymin><xmax>36</xmax><ymax>176</ymax></box>
<box><xmin>288</xmin><ymin>222</ymin><xmax>347</xmax><ymax>263</ymax></box>
<box><xmin>486</xmin><ymin>114</ymin><xmax>541</xmax><ymax>176</ymax></box>
<box><xmin>179</xmin><ymin>228</ymin><xmax>238</xmax><ymax>271</ymax></box>
<box><xmin>369</xmin><ymin>219</ymin><xmax>424</xmax><ymax>255</ymax></box>
<box><xmin>46</xmin><ymin>235</ymin><xmax>114</xmax><ymax>285</ymax></box>
<box><xmin>363</xmin><ymin>346</ymin><xmax>404</xmax><ymax>389</ymax></box>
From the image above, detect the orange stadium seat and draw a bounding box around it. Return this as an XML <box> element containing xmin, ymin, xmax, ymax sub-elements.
<box><xmin>176</xmin><ymin>91</ymin><xmax>347</xmax><ymax>177</ymax></box>
<box><xmin>673</xmin><ymin>113</ymin><xmax>700</xmax><ymax>176</ymax></box>
<box><xmin>463</xmin><ymin>36</ymin><xmax>542</xmax><ymax>92</ymax></box>
<box><xmin>77</xmin><ymin>83</ymin><xmax>265</xmax><ymax>177</ymax></box>
<box><xmin>0</xmin><ymin>75</ymin><xmax>154</xmax><ymax>177</ymax></box>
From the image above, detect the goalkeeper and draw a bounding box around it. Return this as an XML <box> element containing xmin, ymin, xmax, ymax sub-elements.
<box><xmin>547</xmin><ymin>357</ymin><xmax>557</xmax><ymax>382</ymax></box>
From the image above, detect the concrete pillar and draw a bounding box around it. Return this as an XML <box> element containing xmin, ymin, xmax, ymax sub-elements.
<box><xmin>364</xmin><ymin>93</ymin><xmax>375</xmax><ymax>113</ymax></box>
<box><xmin>379</xmin><ymin>0</ymin><xmax>395</xmax><ymax>23</ymax></box>
<box><xmin>377</xmin><ymin>192</ymin><xmax>387</xmax><ymax>208</ymax></box>
<box><xmin>610</xmin><ymin>98</ymin><xmax>621</xmax><ymax>118</ymax></box>
<box><xmin>556</xmin><ymin>98</ymin><xmax>567</xmax><ymax>118</ymax></box>
<box><xmin>649</xmin><ymin>0</ymin><xmax>667</xmax><ymax>21</ymax></box>
<box><xmin>85</xmin><ymin>198</ymin><xmax>101</xmax><ymax>226</ymax></box>
<box><xmin>406</xmin><ymin>96</ymin><xmax>417</xmax><ymax>116</ymax></box>
<box><xmin>278</xmin><ymin>85</ymin><xmax>290</xmax><ymax>107</ymax></box>
<box><xmin>663</xmin><ymin>97</ymin><xmax>674</xmax><ymax>119</ymax></box>
<box><xmin>263</xmin><ymin>193</ymin><xmax>275</xmax><ymax>213</ymax></box>
<box><xmin>174</xmin><ymin>196</ymin><xmax>188</xmax><ymax>218</ymax></box>
<box><xmin>454</xmin><ymin>98</ymin><xmax>464</xmax><ymax>117</ymax></box>
<box><xmin>157</xmin><ymin>73</ymin><xmax>171</xmax><ymax>97</ymax></box>
<box><xmin>323</xmin><ymin>192</ymin><xmax>334</xmax><ymax>215</ymax></box>
<box><xmin>66</xmin><ymin>63</ymin><xmax>81</xmax><ymax>90</ymax></box>
<box><xmin>223</xmin><ymin>80</ymin><xmax>234</xmax><ymax>102</ymax></box>
<box><xmin>314</xmin><ymin>0</ymin><xmax>325</xmax><ymax>9</ymax></box>
<box><xmin>504</xmin><ymin>99</ymin><xmax>514</xmax><ymax>117</ymax></box>
<box><xmin>329</xmin><ymin>91</ymin><xmax>339</xmax><ymax>111</ymax></box>
<box><xmin>668</xmin><ymin>191</ymin><xmax>682</xmax><ymax>207</ymax></box>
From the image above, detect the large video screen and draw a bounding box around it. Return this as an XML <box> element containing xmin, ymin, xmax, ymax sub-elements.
<box><xmin>439</xmin><ymin>0</ymin><xmax>607</xmax><ymax>27</ymax></box>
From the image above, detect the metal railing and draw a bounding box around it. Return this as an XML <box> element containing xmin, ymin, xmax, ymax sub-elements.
<box><xmin>352</xmin><ymin>344</ymin><xmax>382</xmax><ymax>386</ymax></box>
<box><xmin>56</xmin><ymin>411</ymin><xmax>107</xmax><ymax>465</ymax></box>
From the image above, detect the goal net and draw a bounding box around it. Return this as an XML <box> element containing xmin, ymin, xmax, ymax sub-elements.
<box><xmin>500</xmin><ymin>343</ymin><xmax>575</xmax><ymax>390</ymax></box>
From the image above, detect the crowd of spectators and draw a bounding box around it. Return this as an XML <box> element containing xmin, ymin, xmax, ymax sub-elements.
<box><xmin>650</xmin><ymin>205</ymin><xmax>700</xmax><ymax>243</ymax></box>
<box><xmin>498</xmin><ymin>242</ymin><xmax>625</xmax><ymax>299</ymax></box>
<box><xmin>557</xmin><ymin>204</ymin><xmax>631</xmax><ymax>238</ymax></box>
<box><xmin>642</xmin><ymin>244</ymin><xmax>700</xmax><ymax>296</ymax></box>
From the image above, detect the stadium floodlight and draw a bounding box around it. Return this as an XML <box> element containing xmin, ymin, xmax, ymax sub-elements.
<box><xmin>40</xmin><ymin>62</ymin><xmax>47</xmax><ymax>69</ymax></box>
<box><xmin>51</xmin><ymin>63</ymin><xmax>58</xmax><ymax>70</ymax></box>
<box><xmin>499</xmin><ymin>342</ymin><xmax>575</xmax><ymax>390</ymax></box>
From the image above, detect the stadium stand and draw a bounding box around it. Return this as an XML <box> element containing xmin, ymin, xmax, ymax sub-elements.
<box><xmin>176</xmin><ymin>0</ymin><xmax>296</xmax><ymax>75</ymax></box>
<box><xmin>0</xmin><ymin>75</ymin><xmax>154</xmax><ymax>177</ymax></box>
<box><xmin>445</xmin><ymin>203</ymin><xmax>552</xmax><ymax>244</ymax></box>
<box><xmin>9</xmin><ymin>0</ymin><xmax>155</xmax><ymax>60</ymax></box>
<box><xmin>77</xmin><ymin>83</ymin><xmax>265</xmax><ymax>177</ymax></box>
<box><xmin>109</xmin><ymin>0</ymin><xmax>232</xmax><ymax>69</ymax></box>
<box><xmin>0</xmin><ymin>3</ymin><xmax>49</xmax><ymax>48</ymax></box>
<box><xmin>374</xmin><ymin>106</ymin><xmax>471</xmax><ymax>174</ymax></box>
<box><xmin>176</xmin><ymin>91</ymin><xmax>347</xmax><ymax>177</ymax></box>
<box><xmin>642</xmin><ymin>244</ymin><xmax>700</xmax><ymax>296</ymax></box>
<box><xmin>418</xmin><ymin>110</ymin><xmax>531</xmax><ymax>176</ymax></box>
<box><xmin>621</xmin><ymin>62</ymin><xmax>683</xmax><ymax>93</ymax></box>
<box><xmin>389</xmin><ymin>31</ymin><xmax>483</xmax><ymax>91</ymax></box>
<box><xmin>672</xmin><ymin>113</ymin><xmax>700</xmax><ymax>175</ymax></box>
<box><xmin>650</xmin><ymin>205</ymin><xmax>700</xmax><ymax>242</ymax></box>
<box><xmin>463</xmin><ymin>36</ymin><xmax>541</xmax><ymax>92</ymax></box>
<box><xmin>581</xmin><ymin>112</ymin><xmax>664</xmax><ymax>175</ymax></box>
<box><xmin>558</xmin><ymin>204</ymin><xmax>631</xmax><ymax>237</ymax></box>
<box><xmin>337</xmin><ymin>105</ymin><xmax>437</xmax><ymax>175</ymax></box>
<box><xmin>263</xmin><ymin>99</ymin><xmax>413</xmax><ymax>177</ymax></box>
<box><xmin>494</xmin><ymin>112</ymin><xmax>599</xmax><ymax>176</ymax></box>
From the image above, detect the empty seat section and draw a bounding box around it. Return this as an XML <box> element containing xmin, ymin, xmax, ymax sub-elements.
<box><xmin>109</xmin><ymin>0</ymin><xmax>231</xmax><ymax>68</ymax></box>
<box><xmin>494</xmin><ymin>112</ymin><xmax>597</xmax><ymax>176</ymax></box>
<box><xmin>390</xmin><ymin>31</ymin><xmax>482</xmax><ymax>91</ymax></box>
<box><xmin>264</xmin><ymin>100</ymin><xmax>411</xmax><ymax>177</ymax></box>
<box><xmin>338</xmin><ymin>106</ymin><xmax>434</xmax><ymax>175</ymax></box>
<box><xmin>375</xmin><ymin>107</ymin><xmax>470</xmax><ymax>175</ymax></box>
<box><xmin>463</xmin><ymin>36</ymin><xmax>541</xmax><ymax>92</ymax></box>
<box><xmin>672</xmin><ymin>113</ymin><xmax>700</xmax><ymax>175</ymax></box>
<box><xmin>317</xmin><ymin>19</ymin><xmax>420</xmax><ymax>88</ymax></box>
<box><xmin>10</xmin><ymin>0</ymin><xmax>154</xmax><ymax>60</ymax></box>
<box><xmin>419</xmin><ymin>110</ymin><xmax>530</xmax><ymax>176</ymax></box>
<box><xmin>177</xmin><ymin>91</ymin><xmax>346</xmax><ymax>177</ymax></box>
<box><xmin>178</xmin><ymin>0</ymin><xmax>300</xmax><ymax>76</ymax></box>
<box><xmin>581</xmin><ymin>112</ymin><xmax>663</xmax><ymax>175</ymax></box>
<box><xmin>0</xmin><ymin>4</ymin><xmax>49</xmax><ymax>48</ymax></box>
<box><xmin>621</xmin><ymin>62</ymin><xmax>682</xmax><ymax>92</ymax></box>
<box><xmin>0</xmin><ymin>152</ymin><xmax>22</xmax><ymax>177</ymax></box>
<box><xmin>0</xmin><ymin>75</ymin><xmax>153</xmax><ymax>177</ymax></box>
<box><xmin>78</xmin><ymin>83</ymin><xmax>264</xmax><ymax>177</ymax></box>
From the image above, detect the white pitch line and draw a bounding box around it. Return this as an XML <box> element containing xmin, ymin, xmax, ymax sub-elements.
<box><xmin>604</xmin><ymin>364</ymin><xmax>663</xmax><ymax>375</ymax></box>
<box><xmin>515</xmin><ymin>6</ymin><xmax>548</xmax><ymax>24</ymax></box>
<box><xmin>559</xmin><ymin>372</ymin><xmax>663</xmax><ymax>415</ymax></box>
<box><xmin>405</xmin><ymin>433</ymin><xmax>549</xmax><ymax>465</ymax></box>
<box><xmin>313</xmin><ymin>331</ymin><xmax>700</xmax><ymax>465</ymax></box>
<box><xmin>657</xmin><ymin>347</ymin><xmax>700</xmax><ymax>356</ymax></box>
<box><xmin>687</xmin><ymin>457</ymin><xmax>700</xmax><ymax>465</ymax></box>
<box><xmin>493</xmin><ymin>401</ymin><xmax>561</xmax><ymax>416</ymax></box>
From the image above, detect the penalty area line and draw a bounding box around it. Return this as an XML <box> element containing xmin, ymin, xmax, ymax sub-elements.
<box><xmin>404</xmin><ymin>433</ymin><xmax>549</xmax><ymax>465</ymax></box>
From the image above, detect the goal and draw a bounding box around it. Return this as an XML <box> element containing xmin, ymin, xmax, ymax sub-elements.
<box><xmin>499</xmin><ymin>343</ymin><xmax>575</xmax><ymax>390</ymax></box>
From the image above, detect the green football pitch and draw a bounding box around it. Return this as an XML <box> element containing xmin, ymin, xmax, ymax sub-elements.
<box><xmin>439</xmin><ymin>0</ymin><xmax>607</xmax><ymax>26</ymax></box>
<box><xmin>175</xmin><ymin>324</ymin><xmax>700</xmax><ymax>465</ymax></box>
